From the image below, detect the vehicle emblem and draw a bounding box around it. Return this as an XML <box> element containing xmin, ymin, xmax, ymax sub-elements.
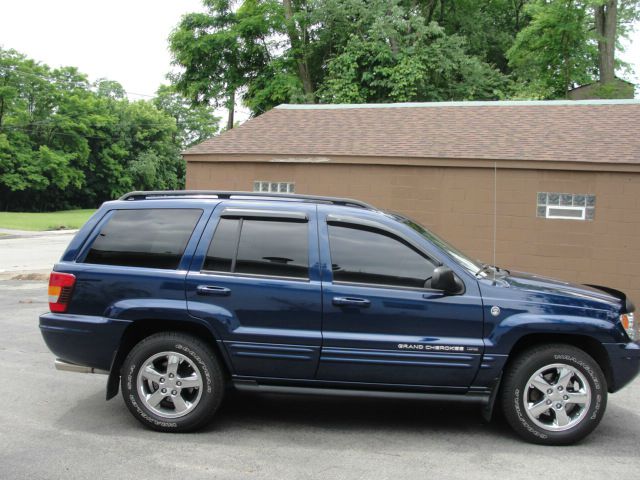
<box><xmin>490</xmin><ymin>306</ymin><xmax>501</xmax><ymax>317</ymax></box>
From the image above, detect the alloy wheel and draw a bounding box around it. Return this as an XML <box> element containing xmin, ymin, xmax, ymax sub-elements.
<box><xmin>136</xmin><ymin>351</ymin><xmax>204</xmax><ymax>419</ymax></box>
<box><xmin>523</xmin><ymin>363</ymin><xmax>591</xmax><ymax>432</ymax></box>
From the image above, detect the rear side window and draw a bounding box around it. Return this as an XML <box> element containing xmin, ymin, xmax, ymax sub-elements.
<box><xmin>203</xmin><ymin>218</ymin><xmax>309</xmax><ymax>279</ymax></box>
<box><xmin>205</xmin><ymin>218</ymin><xmax>239</xmax><ymax>272</ymax></box>
<box><xmin>328</xmin><ymin>224</ymin><xmax>436</xmax><ymax>288</ymax></box>
<box><xmin>84</xmin><ymin>209</ymin><xmax>202</xmax><ymax>269</ymax></box>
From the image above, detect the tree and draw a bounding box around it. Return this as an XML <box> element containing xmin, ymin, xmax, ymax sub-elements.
<box><xmin>169</xmin><ymin>0</ymin><xmax>278</xmax><ymax>129</ymax></box>
<box><xmin>427</xmin><ymin>0</ymin><xmax>532</xmax><ymax>74</ymax></box>
<box><xmin>594</xmin><ymin>0</ymin><xmax>640</xmax><ymax>85</ymax></box>
<box><xmin>595</xmin><ymin>1</ymin><xmax>617</xmax><ymax>84</ymax></box>
<box><xmin>0</xmin><ymin>47</ymin><xmax>196</xmax><ymax>211</ymax></box>
<box><xmin>94</xmin><ymin>78</ymin><xmax>126</xmax><ymax>99</ymax></box>
<box><xmin>507</xmin><ymin>0</ymin><xmax>596</xmax><ymax>98</ymax></box>
<box><xmin>153</xmin><ymin>85</ymin><xmax>220</xmax><ymax>148</ymax></box>
<box><xmin>317</xmin><ymin>0</ymin><xmax>508</xmax><ymax>103</ymax></box>
<box><xmin>169</xmin><ymin>1</ymin><xmax>241</xmax><ymax>130</ymax></box>
<box><xmin>282</xmin><ymin>0</ymin><xmax>314</xmax><ymax>100</ymax></box>
<box><xmin>508</xmin><ymin>0</ymin><xmax>640</xmax><ymax>98</ymax></box>
<box><xmin>171</xmin><ymin>0</ymin><xmax>515</xmax><ymax>113</ymax></box>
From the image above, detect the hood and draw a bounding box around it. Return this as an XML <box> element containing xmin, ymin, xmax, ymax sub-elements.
<box><xmin>496</xmin><ymin>270</ymin><xmax>626</xmax><ymax>313</ymax></box>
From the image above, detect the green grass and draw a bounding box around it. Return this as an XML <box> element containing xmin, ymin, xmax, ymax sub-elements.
<box><xmin>0</xmin><ymin>209</ymin><xmax>95</xmax><ymax>231</ymax></box>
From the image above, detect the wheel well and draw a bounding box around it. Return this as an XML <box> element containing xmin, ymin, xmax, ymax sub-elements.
<box><xmin>506</xmin><ymin>333</ymin><xmax>613</xmax><ymax>392</ymax></box>
<box><xmin>106</xmin><ymin>319</ymin><xmax>230</xmax><ymax>400</ymax></box>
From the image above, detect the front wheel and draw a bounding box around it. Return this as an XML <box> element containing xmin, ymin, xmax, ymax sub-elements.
<box><xmin>501</xmin><ymin>344</ymin><xmax>607</xmax><ymax>445</ymax></box>
<box><xmin>121</xmin><ymin>332</ymin><xmax>225</xmax><ymax>432</ymax></box>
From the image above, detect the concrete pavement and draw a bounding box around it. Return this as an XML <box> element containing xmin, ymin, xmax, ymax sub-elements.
<box><xmin>1</xmin><ymin>231</ymin><xmax>639</xmax><ymax>479</ymax></box>
<box><xmin>0</xmin><ymin>280</ymin><xmax>639</xmax><ymax>480</ymax></box>
<box><xmin>0</xmin><ymin>230</ymin><xmax>76</xmax><ymax>278</ymax></box>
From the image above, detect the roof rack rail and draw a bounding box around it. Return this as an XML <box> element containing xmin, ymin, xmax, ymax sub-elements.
<box><xmin>119</xmin><ymin>190</ymin><xmax>376</xmax><ymax>210</ymax></box>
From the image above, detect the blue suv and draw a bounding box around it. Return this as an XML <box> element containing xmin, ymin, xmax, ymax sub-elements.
<box><xmin>39</xmin><ymin>191</ymin><xmax>640</xmax><ymax>444</ymax></box>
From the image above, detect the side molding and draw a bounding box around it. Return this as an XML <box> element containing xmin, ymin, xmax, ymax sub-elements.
<box><xmin>233</xmin><ymin>380</ymin><xmax>490</xmax><ymax>404</ymax></box>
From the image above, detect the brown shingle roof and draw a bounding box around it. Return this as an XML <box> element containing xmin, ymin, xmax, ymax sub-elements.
<box><xmin>184</xmin><ymin>100</ymin><xmax>640</xmax><ymax>164</ymax></box>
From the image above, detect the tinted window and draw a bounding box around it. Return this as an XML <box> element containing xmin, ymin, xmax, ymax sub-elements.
<box><xmin>203</xmin><ymin>218</ymin><xmax>239</xmax><ymax>272</ymax></box>
<box><xmin>328</xmin><ymin>224</ymin><xmax>436</xmax><ymax>288</ymax></box>
<box><xmin>84</xmin><ymin>209</ymin><xmax>202</xmax><ymax>269</ymax></box>
<box><xmin>203</xmin><ymin>218</ymin><xmax>309</xmax><ymax>279</ymax></box>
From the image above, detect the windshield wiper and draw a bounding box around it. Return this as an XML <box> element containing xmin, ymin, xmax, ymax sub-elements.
<box><xmin>476</xmin><ymin>264</ymin><xmax>510</xmax><ymax>277</ymax></box>
<box><xmin>475</xmin><ymin>264</ymin><xmax>495</xmax><ymax>276</ymax></box>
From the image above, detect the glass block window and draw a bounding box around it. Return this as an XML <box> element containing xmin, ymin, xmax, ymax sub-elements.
<box><xmin>537</xmin><ymin>192</ymin><xmax>595</xmax><ymax>220</ymax></box>
<box><xmin>253</xmin><ymin>181</ymin><xmax>295</xmax><ymax>193</ymax></box>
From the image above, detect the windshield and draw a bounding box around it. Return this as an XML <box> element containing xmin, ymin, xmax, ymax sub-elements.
<box><xmin>388</xmin><ymin>213</ymin><xmax>484</xmax><ymax>275</ymax></box>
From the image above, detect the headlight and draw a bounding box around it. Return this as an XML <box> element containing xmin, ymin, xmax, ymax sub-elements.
<box><xmin>620</xmin><ymin>312</ymin><xmax>637</xmax><ymax>341</ymax></box>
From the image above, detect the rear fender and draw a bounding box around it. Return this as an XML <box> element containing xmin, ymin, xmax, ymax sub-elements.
<box><xmin>104</xmin><ymin>299</ymin><xmax>234</xmax><ymax>400</ymax></box>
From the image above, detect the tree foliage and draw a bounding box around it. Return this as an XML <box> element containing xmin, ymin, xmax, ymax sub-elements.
<box><xmin>0</xmin><ymin>48</ymin><xmax>220</xmax><ymax>211</ymax></box>
<box><xmin>171</xmin><ymin>0</ymin><xmax>639</xmax><ymax>114</ymax></box>
<box><xmin>317</xmin><ymin>1</ymin><xmax>507</xmax><ymax>103</ymax></box>
<box><xmin>169</xmin><ymin>0</ymin><xmax>278</xmax><ymax>127</ymax></box>
<box><xmin>507</xmin><ymin>0</ymin><xmax>596</xmax><ymax>98</ymax></box>
<box><xmin>507</xmin><ymin>0</ymin><xmax>640</xmax><ymax>98</ymax></box>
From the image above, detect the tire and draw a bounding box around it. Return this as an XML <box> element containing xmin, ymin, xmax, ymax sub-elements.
<box><xmin>501</xmin><ymin>344</ymin><xmax>607</xmax><ymax>445</ymax></box>
<box><xmin>121</xmin><ymin>332</ymin><xmax>225</xmax><ymax>432</ymax></box>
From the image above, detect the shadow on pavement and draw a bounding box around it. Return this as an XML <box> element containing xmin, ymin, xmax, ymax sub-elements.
<box><xmin>54</xmin><ymin>382</ymin><xmax>640</xmax><ymax>451</ymax></box>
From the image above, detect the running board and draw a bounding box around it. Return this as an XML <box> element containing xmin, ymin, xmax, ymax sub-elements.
<box><xmin>233</xmin><ymin>381</ymin><xmax>490</xmax><ymax>405</ymax></box>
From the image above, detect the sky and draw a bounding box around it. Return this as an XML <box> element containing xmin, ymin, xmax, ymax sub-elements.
<box><xmin>0</xmin><ymin>0</ymin><xmax>638</xmax><ymax>124</ymax></box>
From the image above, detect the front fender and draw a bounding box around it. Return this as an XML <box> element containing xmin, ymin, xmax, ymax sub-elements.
<box><xmin>486</xmin><ymin>313</ymin><xmax>627</xmax><ymax>353</ymax></box>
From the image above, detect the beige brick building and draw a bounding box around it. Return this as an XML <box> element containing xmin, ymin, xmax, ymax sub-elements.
<box><xmin>183</xmin><ymin>100</ymin><xmax>640</xmax><ymax>301</ymax></box>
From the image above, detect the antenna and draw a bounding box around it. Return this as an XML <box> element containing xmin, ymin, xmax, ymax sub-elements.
<box><xmin>493</xmin><ymin>161</ymin><xmax>497</xmax><ymax>283</ymax></box>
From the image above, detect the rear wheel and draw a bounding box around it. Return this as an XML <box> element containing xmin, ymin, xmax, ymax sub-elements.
<box><xmin>501</xmin><ymin>344</ymin><xmax>607</xmax><ymax>445</ymax></box>
<box><xmin>121</xmin><ymin>332</ymin><xmax>224</xmax><ymax>432</ymax></box>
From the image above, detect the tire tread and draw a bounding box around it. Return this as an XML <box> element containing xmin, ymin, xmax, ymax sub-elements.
<box><xmin>121</xmin><ymin>331</ymin><xmax>224</xmax><ymax>433</ymax></box>
<box><xmin>501</xmin><ymin>343</ymin><xmax>607</xmax><ymax>445</ymax></box>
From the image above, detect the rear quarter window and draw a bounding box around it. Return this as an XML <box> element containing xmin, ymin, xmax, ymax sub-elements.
<box><xmin>83</xmin><ymin>209</ymin><xmax>202</xmax><ymax>269</ymax></box>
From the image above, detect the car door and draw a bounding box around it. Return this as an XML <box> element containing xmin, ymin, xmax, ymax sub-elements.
<box><xmin>316</xmin><ymin>207</ymin><xmax>484</xmax><ymax>389</ymax></box>
<box><xmin>186</xmin><ymin>202</ymin><xmax>322</xmax><ymax>380</ymax></box>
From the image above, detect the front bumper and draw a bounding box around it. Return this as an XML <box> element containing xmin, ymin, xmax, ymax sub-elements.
<box><xmin>604</xmin><ymin>341</ymin><xmax>640</xmax><ymax>392</ymax></box>
<box><xmin>39</xmin><ymin>312</ymin><xmax>130</xmax><ymax>372</ymax></box>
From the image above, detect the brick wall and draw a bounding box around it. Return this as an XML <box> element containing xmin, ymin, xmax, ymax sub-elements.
<box><xmin>186</xmin><ymin>161</ymin><xmax>640</xmax><ymax>302</ymax></box>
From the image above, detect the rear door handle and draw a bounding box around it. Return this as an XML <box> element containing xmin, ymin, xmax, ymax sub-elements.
<box><xmin>332</xmin><ymin>296</ymin><xmax>371</xmax><ymax>307</ymax></box>
<box><xmin>196</xmin><ymin>285</ymin><xmax>231</xmax><ymax>296</ymax></box>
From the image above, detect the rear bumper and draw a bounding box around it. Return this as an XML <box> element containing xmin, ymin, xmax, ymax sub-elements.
<box><xmin>604</xmin><ymin>341</ymin><xmax>640</xmax><ymax>392</ymax></box>
<box><xmin>39</xmin><ymin>312</ymin><xmax>130</xmax><ymax>372</ymax></box>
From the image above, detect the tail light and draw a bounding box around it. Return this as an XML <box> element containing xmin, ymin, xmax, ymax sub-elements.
<box><xmin>48</xmin><ymin>272</ymin><xmax>76</xmax><ymax>313</ymax></box>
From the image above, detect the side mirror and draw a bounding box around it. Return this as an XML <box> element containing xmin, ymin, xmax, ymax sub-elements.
<box><xmin>429</xmin><ymin>266</ymin><xmax>463</xmax><ymax>294</ymax></box>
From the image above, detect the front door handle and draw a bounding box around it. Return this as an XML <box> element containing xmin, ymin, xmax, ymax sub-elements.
<box><xmin>332</xmin><ymin>296</ymin><xmax>371</xmax><ymax>307</ymax></box>
<box><xmin>196</xmin><ymin>285</ymin><xmax>231</xmax><ymax>296</ymax></box>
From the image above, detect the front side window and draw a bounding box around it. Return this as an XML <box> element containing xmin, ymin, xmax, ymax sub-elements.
<box><xmin>203</xmin><ymin>218</ymin><xmax>309</xmax><ymax>279</ymax></box>
<box><xmin>393</xmin><ymin>214</ymin><xmax>482</xmax><ymax>275</ymax></box>
<box><xmin>328</xmin><ymin>224</ymin><xmax>436</xmax><ymax>289</ymax></box>
<box><xmin>84</xmin><ymin>209</ymin><xmax>202</xmax><ymax>269</ymax></box>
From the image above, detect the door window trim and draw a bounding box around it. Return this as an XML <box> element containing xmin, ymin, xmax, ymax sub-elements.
<box><xmin>221</xmin><ymin>208</ymin><xmax>308</xmax><ymax>222</ymax></box>
<box><xmin>198</xmin><ymin>270</ymin><xmax>310</xmax><ymax>282</ymax></box>
<box><xmin>201</xmin><ymin>215</ymin><xmax>311</xmax><ymax>281</ymax></box>
<box><xmin>326</xmin><ymin>215</ymin><xmax>442</xmax><ymax>267</ymax></box>
<box><xmin>331</xmin><ymin>279</ymin><xmax>444</xmax><ymax>293</ymax></box>
<box><xmin>326</xmin><ymin>220</ymin><xmax>442</xmax><ymax>290</ymax></box>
